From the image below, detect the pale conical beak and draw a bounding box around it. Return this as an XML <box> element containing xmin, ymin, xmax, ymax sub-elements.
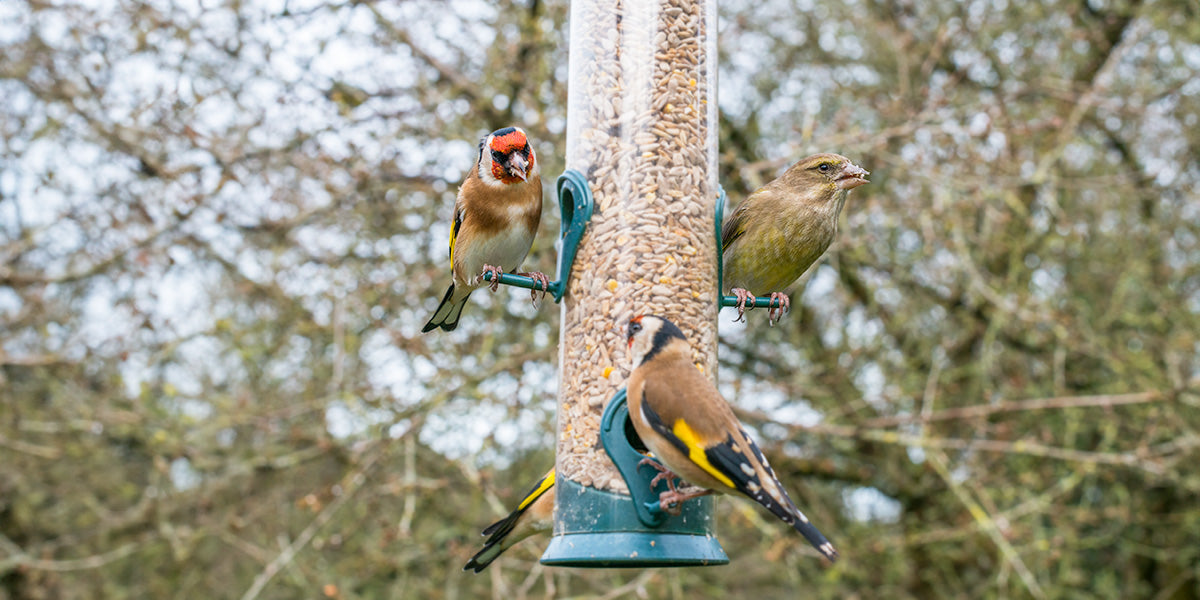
<box><xmin>507</xmin><ymin>154</ymin><xmax>528</xmax><ymax>181</ymax></box>
<box><xmin>837</xmin><ymin>162</ymin><xmax>870</xmax><ymax>190</ymax></box>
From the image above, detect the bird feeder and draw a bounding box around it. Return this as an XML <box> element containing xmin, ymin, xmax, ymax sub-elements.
<box><xmin>540</xmin><ymin>0</ymin><xmax>728</xmax><ymax>567</ymax></box>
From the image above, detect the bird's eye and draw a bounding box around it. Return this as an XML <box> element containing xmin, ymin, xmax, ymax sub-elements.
<box><xmin>491</xmin><ymin>150</ymin><xmax>506</xmax><ymax>163</ymax></box>
<box><xmin>630</xmin><ymin>322</ymin><xmax>642</xmax><ymax>334</ymax></box>
<box><xmin>818</xmin><ymin>163</ymin><xmax>831</xmax><ymax>173</ymax></box>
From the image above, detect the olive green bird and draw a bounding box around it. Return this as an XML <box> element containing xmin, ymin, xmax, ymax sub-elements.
<box><xmin>721</xmin><ymin>153</ymin><xmax>869</xmax><ymax>323</ymax></box>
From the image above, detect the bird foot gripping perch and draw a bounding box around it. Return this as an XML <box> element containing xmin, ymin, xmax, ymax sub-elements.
<box><xmin>724</xmin><ymin>288</ymin><xmax>790</xmax><ymax>325</ymax></box>
<box><xmin>762</xmin><ymin>292</ymin><xmax>790</xmax><ymax>325</ymax></box>
<box><xmin>635</xmin><ymin>457</ymin><xmax>714</xmax><ymax>517</ymax></box>
<box><xmin>480</xmin><ymin>170</ymin><xmax>593</xmax><ymax>304</ymax></box>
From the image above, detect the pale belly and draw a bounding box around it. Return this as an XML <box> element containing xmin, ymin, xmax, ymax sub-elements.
<box><xmin>456</xmin><ymin>225</ymin><xmax>535</xmax><ymax>286</ymax></box>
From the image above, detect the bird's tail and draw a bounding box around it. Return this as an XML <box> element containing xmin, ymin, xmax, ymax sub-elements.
<box><xmin>724</xmin><ymin>435</ymin><xmax>840</xmax><ymax>561</ymax></box>
<box><xmin>463</xmin><ymin>469</ymin><xmax>555</xmax><ymax>573</ymax></box>
<box><xmin>750</xmin><ymin>487</ymin><xmax>838</xmax><ymax>561</ymax></box>
<box><xmin>422</xmin><ymin>284</ymin><xmax>471</xmax><ymax>332</ymax></box>
<box><xmin>463</xmin><ymin>539</ymin><xmax>507</xmax><ymax>574</ymax></box>
<box><xmin>790</xmin><ymin>510</ymin><xmax>839</xmax><ymax>562</ymax></box>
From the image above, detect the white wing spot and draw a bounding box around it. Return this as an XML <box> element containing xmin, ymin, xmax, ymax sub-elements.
<box><xmin>740</xmin><ymin>463</ymin><xmax>755</xmax><ymax>477</ymax></box>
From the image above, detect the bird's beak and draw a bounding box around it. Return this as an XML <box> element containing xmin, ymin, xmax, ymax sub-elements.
<box><xmin>507</xmin><ymin>154</ymin><xmax>528</xmax><ymax>181</ymax></box>
<box><xmin>837</xmin><ymin>162</ymin><xmax>870</xmax><ymax>190</ymax></box>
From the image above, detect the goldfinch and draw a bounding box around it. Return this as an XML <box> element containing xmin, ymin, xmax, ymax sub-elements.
<box><xmin>423</xmin><ymin>126</ymin><xmax>549</xmax><ymax>333</ymax></box>
<box><xmin>625</xmin><ymin>315</ymin><xmax>839</xmax><ymax>561</ymax></box>
<box><xmin>463</xmin><ymin>468</ymin><xmax>555</xmax><ymax>573</ymax></box>
<box><xmin>722</xmin><ymin>153</ymin><xmax>869</xmax><ymax>323</ymax></box>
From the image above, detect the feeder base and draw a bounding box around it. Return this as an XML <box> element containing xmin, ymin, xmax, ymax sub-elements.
<box><xmin>540</xmin><ymin>476</ymin><xmax>728</xmax><ymax>568</ymax></box>
<box><xmin>541</xmin><ymin>531</ymin><xmax>728</xmax><ymax>568</ymax></box>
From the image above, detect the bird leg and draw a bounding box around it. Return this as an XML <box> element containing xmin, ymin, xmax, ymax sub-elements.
<box><xmin>638</xmin><ymin>457</ymin><xmax>680</xmax><ymax>493</ymax></box>
<box><xmin>638</xmin><ymin>456</ymin><xmax>686</xmax><ymax>494</ymax></box>
<box><xmin>658</xmin><ymin>487</ymin><xmax>713</xmax><ymax>516</ymax></box>
<box><xmin>638</xmin><ymin>457</ymin><xmax>711</xmax><ymax>516</ymax></box>
<box><xmin>731</xmin><ymin>288</ymin><xmax>756</xmax><ymax>323</ymax></box>
<box><xmin>638</xmin><ymin>457</ymin><xmax>683</xmax><ymax>514</ymax></box>
<box><xmin>480</xmin><ymin>264</ymin><xmax>505</xmax><ymax>292</ymax></box>
<box><xmin>517</xmin><ymin>270</ymin><xmax>550</xmax><ymax>306</ymax></box>
<box><xmin>766</xmin><ymin>292</ymin><xmax>790</xmax><ymax>325</ymax></box>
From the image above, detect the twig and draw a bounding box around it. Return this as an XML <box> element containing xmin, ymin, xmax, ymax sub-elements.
<box><xmin>239</xmin><ymin>444</ymin><xmax>381</xmax><ymax>600</ymax></box>
<box><xmin>1031</xmin><ymin>19</ymin><xmax>1150</xmax><ymax>184</ymax></box>
<box><xmin>363</xmin><ymin>2</ymin><xmax>500</xmax><ymax>124</ymax></box>
<box><xmin>736</xmin><ymin>407</ymin><xmax>1169</xmax><ymax>475</ymax></box>
<box><xmin>0</xmin><ymin>532</ymin><xmax>142</xmax><ymax>573</ymax></box>
<box><xmin>514</xmin><ymin>559</ymin><xmax>545</xmax><ymax>600</ymax></box>
<box><xmin>559</xmin><ymin>571</ymin><xmax>657</xmax><ymax>600</ymax></box>
<box><xmin>861</xmin><ymin>390</ymin><xmax>1164</xmax><ymax>427</ymax></box>
<box><xmin>397</xmin><ymin>434</ymin><xmax>418</xmax><ymax>537</ymax></box>
<box><xmin>928</xmin><ymin>451</ymin><xmax>1046</xmax><ymax>599</ymax></box>
<box><xmin>0</xmin><ymin>433</ymin><xmax>62</xmax><ymax>459</ymax></box>
<box><xmin>919</xmin><ymin>347</ymin><xmax>945</xmax><ymax>423</ymax></box>
<box><xmin>899</xmin><ymin>470</ymin><xmax>1087</xmax><ymax>548</ymax></box>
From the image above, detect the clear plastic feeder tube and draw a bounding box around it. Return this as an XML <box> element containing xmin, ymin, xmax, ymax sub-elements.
<box><xmin>556</xmin><ymin>0</ymin><xmax>719</xmax><ymax>495</ymax></box>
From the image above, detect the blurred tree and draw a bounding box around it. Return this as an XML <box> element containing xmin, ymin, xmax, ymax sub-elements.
<box><xmin>1</xmin><ymin>0</ymin><xmax>1197</xmax><ymax>598</ymax></box>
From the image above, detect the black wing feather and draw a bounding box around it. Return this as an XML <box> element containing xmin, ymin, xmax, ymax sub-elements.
<box><xmin>704</xmin><ymin>431</ymin><xmax>839</xmax><ymax>561</ymax></box>
<box><xmin>449</xmin><ymin>206</ymin><xmax>463</xmax><ymax>260</ymax></box>
<box><xmin>639</xmin><ymin>391</ymin><xmax>838</xmax><ymax>560</ymax></box>
<box><xmin>704</xmin><ymin>432</ymin><xmax>796</xmax><ymax>519</ymax></box>
<box><xmin>479</xmin><ymin>470</ymin><xmax>553</xmax><ymax>541</ymax></box>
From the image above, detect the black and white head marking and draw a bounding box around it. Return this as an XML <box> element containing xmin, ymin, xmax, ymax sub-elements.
<box><xmin>627</xmin><ymin>315</ymin><xmax>687</xmax><ymax>368</ymax></box>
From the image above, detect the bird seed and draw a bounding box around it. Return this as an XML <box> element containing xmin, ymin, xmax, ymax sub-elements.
<box><xmin>557</xmin><ymin>0</ymin><xmax>719</xmax><ymax>494</ymax></box>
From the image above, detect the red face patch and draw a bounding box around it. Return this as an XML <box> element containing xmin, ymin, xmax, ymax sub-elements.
<box><xmin>627</xmin><ymin>315</ymin><xmax>644</xmax><ymax>348</ymax></box>
<box><xmin>489</xmin><ymin>130</ymin><xmax>528</xmax><ymax>154</ymax></box>
<box><xmin>487</xmin><ymin>128</ymin><xmax>533</xmax><ymax>183</ymax></box>
<box><xmin>491</xmin><ymin>161</ymin><xmax>511</xmax><ymax>182</ymax></box>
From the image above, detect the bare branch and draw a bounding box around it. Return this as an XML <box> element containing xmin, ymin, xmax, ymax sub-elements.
<box><xmin>861</xmin><ymin>390</ymin><xmax>1165</xmax><ymax>427</ymax></box>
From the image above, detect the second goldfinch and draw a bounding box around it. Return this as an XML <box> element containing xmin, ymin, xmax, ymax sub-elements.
<box><xmin>722</xmin><ymin>153</ymin><xmax>869</xmax><ymax>323</ymax></box>
<box><xmin>423</xmin><ymin>126</ymin><xmax>548</xmax><ymax>333</ymax></box>
<box><xmin>464</xmin><ymin>468</ymin><xmax>555</xmax><ymax>573</ymax></box>
<box><xmin>625</xmin><ymin>315</ymin><xmax>839</xmax><ymax>561</ymax></box>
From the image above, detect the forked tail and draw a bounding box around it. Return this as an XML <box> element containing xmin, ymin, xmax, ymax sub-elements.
<box><xmin>422</xmin><ymin>284</ymin><xmax>471</xmax><ymax>332</ymax></box>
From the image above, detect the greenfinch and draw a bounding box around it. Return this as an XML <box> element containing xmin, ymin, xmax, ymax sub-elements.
<box><xmin>722</xmin><ymin>153</ymin><xmax>869</xmax><ymax>323</ymax></box>
<box><xmin>423</xmin><ymin>126</ymin><xmax>548</xmax><ymax>333</ymax></box>
<box><xmin>463</xmin><ymin>468</ymin><xmax>555</xmax><ymax>573</ymax></box>
<box><xmin>625</xmin><ymin>315</ymin><xmax>839</xmax><ymax>561</ymax></box>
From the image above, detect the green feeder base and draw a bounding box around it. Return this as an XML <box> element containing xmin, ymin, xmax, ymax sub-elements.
<box><xmin>542</xmin><ymin>531</ymin><xmax>728</xmax><ymax>568</ymax></box>
<box><xmin>541</xmin><ymin>478</ymin><xmax>729</xmax><ymax>568</ymax></box>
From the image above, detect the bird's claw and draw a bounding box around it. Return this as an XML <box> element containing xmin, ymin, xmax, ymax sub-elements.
<box><xmin>638</xmin><ymin>457</ymin><xmax>663</xmax><ymax>470</ymax></box>
<box><xmin>518</xmin><ymin>271</ymin><xmax>550</xmax><ymax>307</ymax></box>
<box><xmin>656</xmin><ymin>487</ymin><xmax>711</xmax><ymax>516</ymax></box>
<box><xmin>731</xmin><ymin>288</ymin><xmax>756</xmax><ymax>323</ymax></box>
<box><xmin>638</xmin><ymin>458</ymin><xmax>679</xmax><ymax>492</ymax></box>
<box><xmin>766</xmin><ymin>292</ymin><xmax>790</xmax><ymax>326</ymax></box>
<box><xmin>480</xmin><ymin>264</ymin><xmax>505</xmax><ymax>292</ymax></box>
<box><xmin>645</xmin><ymin>457</ymin><xmax>686</xmax><ymax>516</ymax></box>
<box><xmin>658</xmin><ymin>490</ymin><xmax>685</xmax><ymax>516</ymax></box>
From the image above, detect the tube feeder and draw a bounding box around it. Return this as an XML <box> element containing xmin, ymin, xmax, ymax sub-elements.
<box><xmin>542</xmin><ymin>0</ymin><xmax>727</xmax><ymax>567</ymax></box>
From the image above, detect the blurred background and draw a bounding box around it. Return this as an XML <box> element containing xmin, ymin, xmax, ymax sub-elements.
<box><xmin>2</xmin><ymin>0</ymin><xmax>1199</xmax><ymax>598</ymax></box>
